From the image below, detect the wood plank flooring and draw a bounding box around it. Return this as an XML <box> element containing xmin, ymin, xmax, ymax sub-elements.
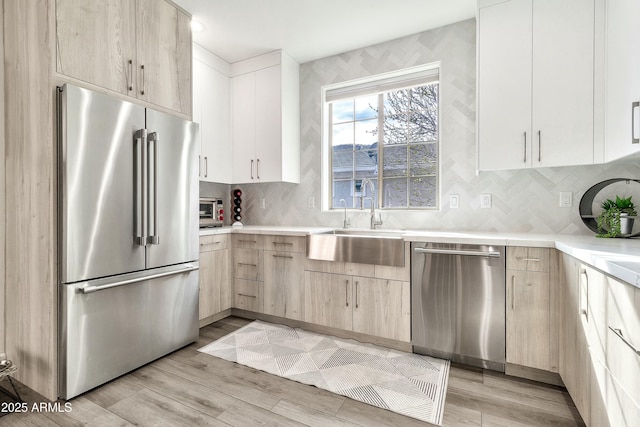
<box><xmin>0</xmin><ymin>316</ymin><xmax>585</xmax><ymax>426</ymax></box>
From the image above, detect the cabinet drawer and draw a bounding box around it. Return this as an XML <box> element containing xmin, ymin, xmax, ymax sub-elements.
<box><xmin>232</xmin><ymin>234</ymin><xmax>262</xmax><ymax>249</ymax></box>
<box><xmin>507</xmin><ymin>247</ymin><xmax>549</xmax><ymax>272</ymax></box>
<box><xmin>199</xmin><ymin>234</ymin><xmax>229</xmax><ymax>252</ymax></box>
<box><xmin>233</xmin><ymin>248</ymin><xmax>263</xmax><ymax>281</ymax></box>
<box><xmin>263</xmin><ymin>235</ymin><xmax>305</xmax><ymax>253</ymax></box>
<box><xmin>606</xmin><ymin>276</ymin><xmax>640</xmax><ymax>407</ymax></box>
<box><xmin>234</xmin><ymin>279</ymin><xmax>263</xmax><ymax>312</ymax></box>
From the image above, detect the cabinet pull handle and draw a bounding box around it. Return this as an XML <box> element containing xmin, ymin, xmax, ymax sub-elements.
<box><xmin>200</xmin><ymin>241</ymin><xmax>220</xmax><ymax>246</ymax></box>
<box><xmin>538</xmin><ymin>130</ymin><xmax>541</xmax><ymax>162</ymax></box>
<box><xmin>238</xmin><ymin>293</ymin><xmax>257</xmax><ymax>298</ymax></box>
<box><xmin>257</xmin><ymin>158</ymin><xmax>260</xmax><ymax>180</ymax></box>
<box><xmin>127</xmin><ymin>59</ymin><xmax>133</xmax><ymax>91</ymax></box>
<box><xmin>272</xmin><ymin>242</ymin><xmax>293</xmax><ymax>246</ymax></box>
<box><xmin>355</xmin><ymin>281</ymin><xmax>359</xmax><ymax>309</ymax></box>
<box><xmin>272</xmin><ymin>254</ymin><xmax>293</xmax><ymax>259</ymax></box>
<box><xmin>523</xmin><ymin>131</ymin><xmax>527</xmax><ymax>163</ymax></box>
<box><xmin>140</xmin><ymin>64</ymin><xmax>145</xmax><ymax>95</ymax></box>
<box><xmin>632</xmin><ymin>101</ymin><xmax>639</xmax><ymax>144</ymax></box>
<box><xmin>204</xmin><ymin>156</ymin><xmax>208</xmax><ymax>178</ymax></box>
<box><xmin>250</xmin><ymin>159</ymin><xmax>254</xmax><ymax>180</ymax></box>
<box><xmin>345</xmin><ymin>280</ymin><xmax>349</xmax><ymax>307</ymax></box>
<box><xmin>238</xmin><ymin>262</ymin><xmax>257</xmax><ymax>267</ymax></box>
<box><xmin>198</xmin><ymin>155</ymin><xmax>201</xmax><ymax>177</ymax></box>
<box><xmin>579</xmin><ymin>268</ymin><xmax>588</xmax><ymax>318</ymax></box>
<box><xmin>511</xmin><ymin>275</ymin><xmax>516</xmax><ymax>310</ymax></box>
<box><xmin>609</xmin><ymin>326</ymin><xmax>640</xmax><ymax>356</ymax></box>
<box><xmin>238</xmin><ymin>239</ymin><xmax>257</xmax><ymax>243</ymax></box>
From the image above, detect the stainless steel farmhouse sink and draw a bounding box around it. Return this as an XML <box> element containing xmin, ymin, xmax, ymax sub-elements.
<box><xmin>306</xmin><ymin>229</ymin><xmax>405</xmax><ymax>267</ymax></box>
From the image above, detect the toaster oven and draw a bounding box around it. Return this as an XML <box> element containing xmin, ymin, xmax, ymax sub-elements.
<box><xmin>199</xmin><ymin>198</ymin><xmax>224</xmax><ymax>227</ymax></box>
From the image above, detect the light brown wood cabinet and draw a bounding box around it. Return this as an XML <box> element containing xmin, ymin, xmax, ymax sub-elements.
<box><xmin>303</xmin><ymin>270</ymin><xmax>410</xmax><ymax>342</ymax></box>
<box><xmin>232</xmin><ymin>236</ymin><xmax>263</xmax><ymax>312</ymax></box>
<box><xmin>506</xmin><ymin>247</ymin><xmax>552</xmax><ymax>371</ymax></box>
<box><xmin>559</xmin><ymin>253</ymin><xmax>640</xmax><ymax>427</ymax></box>
<box><xmin>352</xmin><ymin>277</ymin><xmax>410</xmax><ymax>342</ymax></box>
<box><xmin>602</xmin><ymin>272</ymin><xmax>640</xmax><ymax>426</ymax></box>
<box><xmin>3</xmin><ymin>0</ymin><xmax>58</xmax><ymax>400</ymax></box>
<box><xmin>231</xmin><ymin>234</ymin><xmax>305</xmax><ymax>317</ymax></box>
<box><xmin>55</xmin><ymin>0</ymin><xmax>191</xmax><ymax>115</ymax></box>
<box><xmin>559</xmin><ymin>254</ymin><xmax>594</xmax><ymax>425</ymax></box>
<box><xmin>304</xmin><ymin>272</ymin><xmax>353</xmax><ymax>331</ymax></box>
<box><xmin>263</xmin><ymin>248</ymin><xmax>305</xmax><ymax>321</ymax></box>
<box><xmin>55</xmin><ymin>0</ymin><xmax>136</xmax><ymax>96</ymax></box>
<box><xmin>198</xmin><ymin>234</ymin><xmax>231</xmax><ymax>321</ymax></box>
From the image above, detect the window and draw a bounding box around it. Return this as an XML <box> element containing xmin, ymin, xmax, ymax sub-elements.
<box><xmin>324</xmin><ymin>65</ymin><xmax>439</xmax><ymax>210</ymax></box>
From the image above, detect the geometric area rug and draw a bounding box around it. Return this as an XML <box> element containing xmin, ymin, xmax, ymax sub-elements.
<box><xmin>198</xmin><ymin>320</ymin><xmax>450</xmax><ymax>425</ymax></box>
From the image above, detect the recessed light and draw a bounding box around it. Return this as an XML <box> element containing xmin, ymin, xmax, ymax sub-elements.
<box><xmin>191</xmin><ymin>20</ymin><xmax>205</xmax><ymax>32</ymax></box>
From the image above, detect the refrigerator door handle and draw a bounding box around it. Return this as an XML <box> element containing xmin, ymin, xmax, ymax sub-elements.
<box><xmin>79</xmin><ymin>264</ymin><xmax>199</xmax><ymax>294</ymax></box>
<box><xmin>134</xmin><ymin>129</ymin><xmax>148</xmax><ymax>246</ymax></box>
<box><xmin>148</xmin><ymin>132</ymin><xmax>159</xmax><ymax>245</ymax></box>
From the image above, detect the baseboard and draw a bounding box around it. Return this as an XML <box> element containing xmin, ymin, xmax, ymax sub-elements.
<box><xmin>230</xmin><ymin>308</ymin><xmax>412</xmax><ymax>352</ymax></box>
<box><xmin>199</xmin><ymin>309</ymin><xmax>232</xmax><ymax>328</ymax></box>
<box><xmin>505</xmin><ymin>363</ymin><xmax>565</xmax><ymax>387</ymax></box>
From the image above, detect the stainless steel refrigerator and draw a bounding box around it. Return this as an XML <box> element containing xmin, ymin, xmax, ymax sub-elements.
<box><xmin>57</xmin><ymin>84</ymin><xmax>199</xmax><ymax>399</ymax></box>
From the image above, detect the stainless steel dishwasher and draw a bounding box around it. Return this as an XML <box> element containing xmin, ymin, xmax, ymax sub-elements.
<box><xmin>411</xmin><ymin>242</ymin><xmax>506</xmax><ymax>371</ymax></box>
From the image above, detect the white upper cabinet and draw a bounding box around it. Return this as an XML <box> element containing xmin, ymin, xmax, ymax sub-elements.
<box><xmin>231</xmin><ymin>51</ymin><xmax>300</xmax><ymax>184</ymax></box>
<box><xmin>604</xmin><ymin>0</ymin><xmax>640</xmax><ymax>162</ymax></box>
<box><xmin>478</xmin><ymin>0</ymin><xmax>597</xmax><ymax>171</ymax></box>
<box><xmin>193</xmin><ymin>45</ymin><xmax>232</xmax><ymax>183</ymax></box>
<box><xmin>478</xmin><ymin>0</ymin><xmax>532</xmax><ymax>171</ymax></box>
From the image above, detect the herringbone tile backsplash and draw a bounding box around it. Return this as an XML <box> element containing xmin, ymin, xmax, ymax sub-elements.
<box><xmin>202</xmin><ymin>19</ymin><xmax>640</xmax><ymax>235</ymax></box>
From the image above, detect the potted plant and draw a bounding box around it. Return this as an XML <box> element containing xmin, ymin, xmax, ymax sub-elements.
<box><xmin>596</xmin><ymin>196</ymin><xmax>637</xmax><ymax>237</ymax></box>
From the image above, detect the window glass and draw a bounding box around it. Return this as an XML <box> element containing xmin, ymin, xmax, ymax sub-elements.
<box><xmin>328</xmin><ymin>78</ymin><xmax>439</xmax><ymax>210</ymax></box>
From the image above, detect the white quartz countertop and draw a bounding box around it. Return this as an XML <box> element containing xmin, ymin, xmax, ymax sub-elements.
<box><xmin>199</xmin><ymin>225</ymin><xmax>640</xmax><ymax>287</ymax></box>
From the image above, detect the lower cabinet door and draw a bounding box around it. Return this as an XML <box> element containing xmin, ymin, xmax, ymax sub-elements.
<box><xmin>352</xmin><ymin>277</ymin><xmax>410</xmax><ymax>342</ymax></box>
<box><xmin>506</xmin><ymin>269</ymin><xmax>550</xmax><ymax>370</ymax></box>
<box><xmin>199</xmin><ymin>248</ymin><xmax>231</xmax><ymax>320</ymax></box>
<box><xmin>303</xmin><ymin>271</ymin><xmax>352</xmax><ymax>331</ymax></box>
<box><xmin>263</xmin><ymin>251</ymin><xmax>304</xmax><ymax>320</ymax></box>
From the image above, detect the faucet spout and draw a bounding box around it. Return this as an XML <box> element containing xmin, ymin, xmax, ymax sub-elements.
<box><xmin>360</xmin><ymin>178</ymin><xmax>376</xmax><ymax>210</ymax></box>
<box><xmin>360</xmin><ymin>178</ymin><xmax>382</xmax><ymax>229</ymax></box>
<box><xmin>339</xmin><ymin>199</ymin><xmax>350</xmax><ymax>229</ymax></box>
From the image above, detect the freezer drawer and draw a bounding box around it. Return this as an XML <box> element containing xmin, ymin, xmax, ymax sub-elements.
<box><xmin>59</xmin><ymin>264</ymin><xmax>199</xmax><ymax>399</ymax></box>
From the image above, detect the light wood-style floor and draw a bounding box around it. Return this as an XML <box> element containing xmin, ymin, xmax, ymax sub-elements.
<box><xmin>1</xmin><ymin>316</ymin><xmax>585</xmax><ymax>426</ymax></box>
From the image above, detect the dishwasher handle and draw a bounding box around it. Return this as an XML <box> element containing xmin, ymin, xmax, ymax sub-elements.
<box><xmin>413</xmin><ymin>247</ymin><xmax>502</xmax><ymax>258</ymax></box>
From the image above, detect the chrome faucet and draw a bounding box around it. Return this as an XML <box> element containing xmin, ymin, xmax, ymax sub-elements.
<box><xmin>360</xmin><ymin>178</ymin><xmax>383</xmax><ymax>229</ymax></box>
<box><xmin>339</xmin><ymin>198</ymin><xmax>350</xmax><ymax>229</ymax></box>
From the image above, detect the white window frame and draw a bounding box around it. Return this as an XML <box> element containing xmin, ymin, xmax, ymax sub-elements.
<box><xmin>320</xmin><ymin>62</ymin><xmax>441</xmax><ymax>211</ymax></box>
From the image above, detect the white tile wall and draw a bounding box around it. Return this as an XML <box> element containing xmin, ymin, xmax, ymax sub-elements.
<box><xmin>212</xmin><ymin>19</ymin><xmax>640</xmax><ymax>235</ymax></box>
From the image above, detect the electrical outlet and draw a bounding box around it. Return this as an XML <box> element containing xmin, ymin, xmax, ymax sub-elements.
<box><xmin>259</xmin><ymin>198</ymin><xmax>266</xmax><ymax>209</ymax></box>
<box><xmin>450</xmin><ymin>194</ymin><xmax>460</xmax><ymax>209</ymax></box>
<box><xmin>559</xmin><ymin>191</ymin><xmax>572</xmax><ymax>208</ymax></box>
<box><xmin>307</xmin><ymin>196</ymin><xmax>315</xmax><ymax>208</ymax></box>
<box><xmin>480</xmin><ymin>193</ymin><xmax>492</xmax><ymax>209</ymax></box>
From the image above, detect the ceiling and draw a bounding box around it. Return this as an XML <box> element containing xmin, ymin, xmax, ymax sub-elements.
<box><xmin>172</xmin><ymin>0</ymin><xmax>477</xmax><ymax>64</ymax></box>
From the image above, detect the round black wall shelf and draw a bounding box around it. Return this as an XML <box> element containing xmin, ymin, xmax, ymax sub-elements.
<box><xmin>579</xmin><ymin>178</ymin><xmax>640</xmax><ymax>238</ymax></box>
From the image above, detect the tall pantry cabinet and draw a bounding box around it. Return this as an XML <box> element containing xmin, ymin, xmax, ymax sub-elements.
<box><xmin>2</xmin><ymin>0</ymin><xmax>192</xmax><ymax>400</ymax></box>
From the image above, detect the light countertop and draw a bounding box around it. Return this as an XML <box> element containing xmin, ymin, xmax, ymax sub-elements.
<box><xmin>200</xmin><ymin>225</ymin><xmax>640</xmax><ymax>287</ymax></box>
